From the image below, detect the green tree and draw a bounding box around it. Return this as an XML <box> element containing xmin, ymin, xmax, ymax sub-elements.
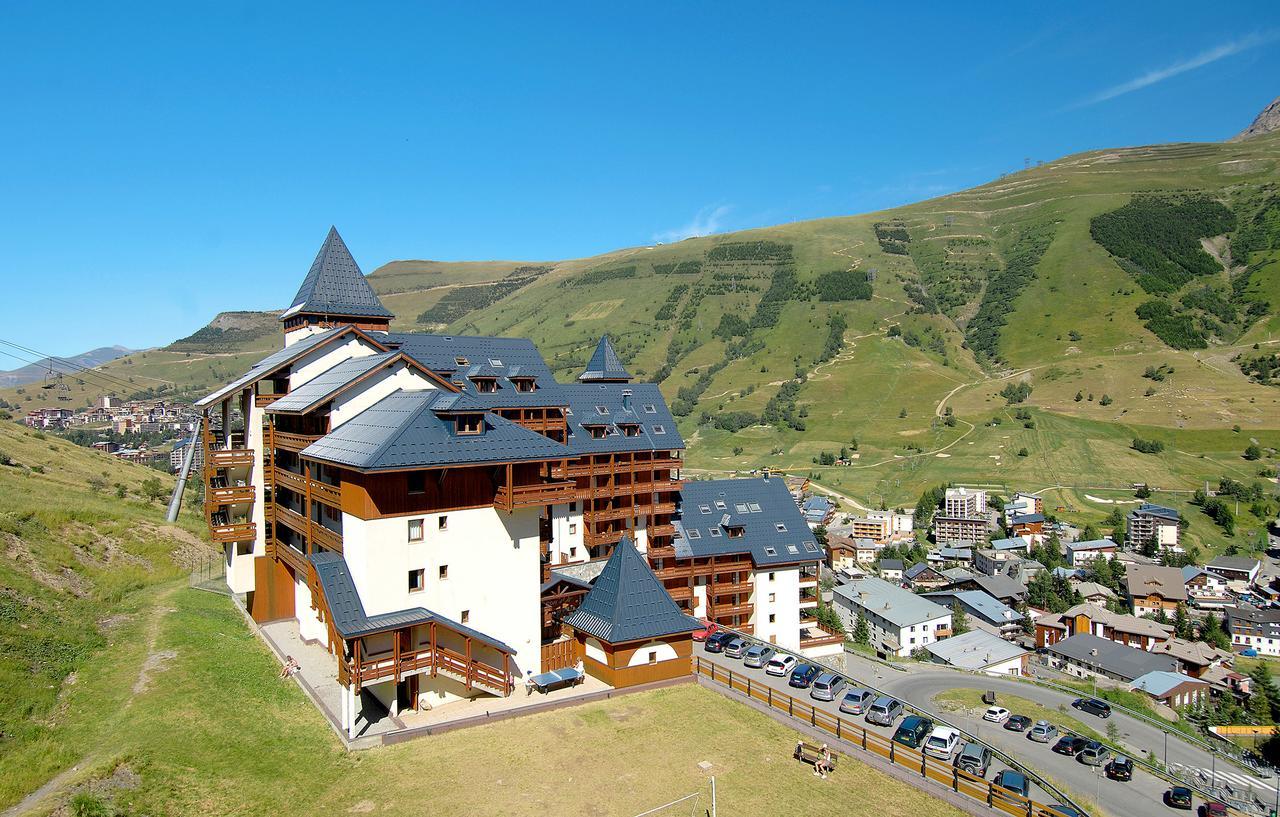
<box><xmin>1200</xmin><ymin>613</ymin><xmax>1231</xmax><ymax>651</ymax></box>
<box><xmin>951</xmin><ymin>600</ymin><xmax>970</xmax><ymax>636</ymax></box>
<box><xmin>1249</xmin><ymin>662</ymin><xmax>1280</xmax><ymax>723</ymax></box>
<box><xmin>140</xmin><ymin>477</ymin><xmax>166</xmax><ymax>504</ymax></box>
<box><xmin>1081</xmin><ymin>523</ymin><xmax>1101</xmax><ymax>542</ymax></box>
<box><xmin>87</xmin><ymin>476</ymin><xmax>106</xmax><ymax>493</ymax></box>
<box><xmin>1244</xmin><ymin>443</ymin><xmax>1263</xmax><ymax>461</ymax></box>
<box><xmin>853</xmin><ymin>613</ymin><xmax>871</xmax><ymax>646</ymax></box>
<box><xmin>1173</xmin><ymin>603</ymin><xmax>1192</xmax><ymax>640</ymax></box>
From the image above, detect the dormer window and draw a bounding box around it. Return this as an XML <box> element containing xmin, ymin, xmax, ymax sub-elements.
<box><xmin>619</xmin><ymin>422</ymin><xmax>641</xmax><ymax>437</ymax></box>
<box><xmin>470</xmin><ymin>377</ymin><xmax>498</xmax><ymax>393</ymax></box>
<box><xmin>585</xmin><ymin>424</ymin><xmax>607</xmax><ymax>439</ymax></box>
<box><xmin>455</xmin><ymin>356</ymin><xmax>469</xmax><ymax>366</ymax></box>
<box><xmin>726</xmin><ymin>525</ymin><xmax>745</xmax><ymax>539</ymax></box>
<box><xmin>513</xmin><ymin>377</ymin><xmax>537</xmax><ymax>393</ymax></box>
<box><xmin>643</xmin><ymin>404</ymin><xmax>657</xmax><ymax>413</ymax></box>
<box><xmin>595</xmin><ymin>405</ymin><xmax>609</xmax><ymax>415</ymax></box>
<box><xmin>455</xmin><ymin>414</ymin><xmax>483</xmax><ymax>435</ymax></box>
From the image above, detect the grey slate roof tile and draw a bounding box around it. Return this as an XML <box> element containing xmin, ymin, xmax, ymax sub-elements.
<box><xmin>265</xmin><ymin>352</ymin><xmax>397</xmax><ymax>413</ymax></box>
<box><xmin>562</xmin><ymin>534</ymin><xmax>698</xmax><ymax>643</ymax></box>
<box><xmin>284</xmin><ymin>227</ymin><xmax>393</xmax><ymax>319</ymax></box>
<box><xmin>673</xmin><ymin>478</ymin><xmax>819</xmax><ymax>567</ymax></box>
<box><xmin>578</xmin><ymin>335</ymin><xmax>632</xmax><ymax>382</ymax></box>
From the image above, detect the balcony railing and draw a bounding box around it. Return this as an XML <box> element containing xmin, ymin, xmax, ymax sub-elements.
<box><xmin>274</xmin><ymin>468</ymin><xmax>342</xmax><ymax>506</ymax></box>
<box><xmin>551</xmin><ymin>455</ymin><xmax>683</xmax><ymax>479</ymax></box>
<box><xmin>208</xmin><ymin>485</ymin><xmax>255</xmax><ymax>506</ymax></box>
<box><xmin>494</xmin><ymin>480</ymin><xmax>578</xmax><ymax>512</ymax></box>
<box><xmin>273</xmin><ymin>431</ymin><xmax>321</xmax><ymax>452</ymax></box>
<box><xmin>312</xmin><ymin>522</ymin><xmax>343</xmax><ymax>552</ymax></box>
<box><xmin>208</xmin><ymin>448</ymin><xmax>255</xmax><ymax>469</ymax></box>
<box><xmin>210</xmin><ymin>521</ymin><xmax>256</xmax><ymax>543</ymax></box>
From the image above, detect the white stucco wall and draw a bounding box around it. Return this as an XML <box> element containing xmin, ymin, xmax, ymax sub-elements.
<box><xmin>584</xmin><ymin>637</ymin><xmax>607</xmax><ymax>664</ymax></box>
<box><xmin>328</xmin><ymin>363</ymin><xmax>435</xmax><ymax>429</ymax></box>
<box><xmin>753</xmin><ymin>566</ymin><xmax>801</xmax><ymax>651</ymax></box>
<box><xmin>626</xmin><ymin>640</ymin><xmax>678</xmax><ymax>666</ymax></box>
<box><xmin>288</xmin><ymin>336</ymin><xmax>380</xmax><ymax>389</ymax></box>
<box><xmin>548</xmin><ymin>502</ymin><xmax>585</xmax><ymax>563</ymax></box>
<box><xmin>295</xmin><ymin>574</ymin><xmax>327</xmax><ymax>644</ymax></box>
<box><xmin>339</xmin><ymin>505</ymin><xmax>543</xmax><ymax>679</ymax></box>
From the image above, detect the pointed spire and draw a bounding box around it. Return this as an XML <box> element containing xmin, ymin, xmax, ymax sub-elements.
<box><xmin>562</xmin><ymin>535</ymin><xmax>696</xmax><ymax>643</ymax></box>
<box><xmin>578</xmin><ymin>335</ymin><xmax>632</xmax><ymax>382</ymax></box>
<box><xmin>282</xmin><ymin>227</ymin><xmax>394</xmax><ymax>321</ymax></box>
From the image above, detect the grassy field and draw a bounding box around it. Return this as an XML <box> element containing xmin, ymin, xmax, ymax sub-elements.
<box><xmin>11</xmin><ymin>587</ymin><xmax>968</xmax><ymax>817</ymax></box>
<box><xmin>935</xmin><ymin>689</ymin><xmax>1108</xmax><ymax>744</ymax></box>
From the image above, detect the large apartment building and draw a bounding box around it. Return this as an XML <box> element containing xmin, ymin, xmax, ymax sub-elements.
<box><xmin>1126</xmin><ymin>503</ymin><xmax>1181</xmax><ymax>551</ymax></box>
<box><xmin>193</xmin><ymin>228</ymin><xmax>829</xmax><ymax>736</ymax></box>
<box><xmin>933</xmin><ymin>486</ymin><xmax>991</xmax><ymax>546</ymax></box>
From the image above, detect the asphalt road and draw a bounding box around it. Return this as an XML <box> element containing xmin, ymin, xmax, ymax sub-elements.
<box><xmin>698</xmin><ymin>642</ymin><xmax>1272</xmax><ymax>817</ymax></box>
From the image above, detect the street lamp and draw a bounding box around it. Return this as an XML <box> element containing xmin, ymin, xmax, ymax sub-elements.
<box><xmin>1089</xmin><ymin>648</ymin><xmax>1099</xmax><ymax>698</ymax></box>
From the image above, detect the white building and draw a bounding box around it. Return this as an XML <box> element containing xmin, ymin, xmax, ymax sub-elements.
<box><xmin>832</xmin><ymin>575</ymin><xmax>952</xmax><ymax>657</ymax></box>
<box><xmin>945</xmin><ymin>487</ymin><xmax>987</xmax><ymax>518</ymax></box>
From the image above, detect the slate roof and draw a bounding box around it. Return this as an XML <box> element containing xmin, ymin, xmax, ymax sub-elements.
<box><xmin>383</xmin><ymin>332</ymin><xmax>567</xmax><ymax>409</ymax></box>
<box><xmin>1129</xmin><ymin>503</ymin><xmax>1180</xmax><ymax>521</ymax></box>
<box><xmin>195</xmin><ymin>327</ymin><xmax>360</xmax><ymax>407</ymax></box>
<box><xmin>282</xmin><ymin>227</ymin><xmax>393</xmax><ymax>320</ymax></box>
<box><xmin>879</xmin><ymin>559</ymin><xmax>905</xmax><ymax>572</ymax></box>
<box><xmin>1131</xmin><ymin>670</ymin><xmax>1206</xmax><ymax>698</ymax></box>
<box><xmin>833</xmin><ymin>575</ymin><xmax>952</xmax><ymax>628</ymax></box>
<box><xmin>924</xmin><ymin>629</ymin><xmax>1028</xmax><ymax>671</ymax></box>
<box><xmin>969</xmin><ymin>574</ymin><xmax>1027</xmax><ymax>602</ymax></box>
<box><xmin>922</xmin><ymin>590</ymin><xmax>1023</xmax><ymax>626</ymax></box>
<box><xmin>941</xmin><ymin>567</ymin><xmax>974</xmax><ymax>582</ymax></box>
<box><xmin>1124</xmin><ymin>564</ymin><xmax>1187</xmax><ymax>602</ymax></box>
<box><xmin>264</xmin><ymin>352</ymin><xmax>400</xmax><ymax>413</ymax></box>
<box><xmin>1010</xmin><ymin>513</ymin><xmax>1045</xmax><ymax>524</ymax></box>
<box><xmin>302</xmin><ymin>390</ymin><xmax>567</xmax><ymax>471</ymax></box>
<box><xmin>578</xmin><ymin>335</ymin><xmax>632</xmax><ymax>382</ymax></box>
<box><xmin>308</xmin><ymin>551</ymin><xmax>513</xmax><ymax>650</ymax></box>
<box><xmin>989</xmin><ymin>537</ymin><xmax>1029</xmax><ymax>552</ymax></box>
<box><xmin>562</xmin><ymin>535</ymin><xmax>697</xmax><ymax>643</ymax></box>
<box><xmin>674</xmin><ymin>478</ymin><xmax>821</xmax><ymax>567</ymax></box>
<box><xmin>562</xmin><ymin>382</ymin><xmax>684</xmax><ymax>455</ymax></box>
<box><xmin>1034</xmin><ymin>604</ymin><xmax>1173</xmax><ymax>639</ymax></box>
<box><xmin>905</xmin><ymin>563</ymin><xmax>943</xmax><ymax>581</ymax></box>
<box><xmin>1068</xmin><ymin>538</ymin><xmax>1117</xmax><ymax>552</ymax></box>
<box><xmin>1206</xmin><ymin>555</ymin><xmax>1261</xmax><ymax>574</ymax></box>
<box><xmin>1046</xmin><ymin>633</ymin><xmax>1178</xmax><ymax>681</ymax></box>
<box><xmin>1075</xmin><ymin>581</ymin><xmax>1116</xmax><ymax>599</ymax></box>
<box><xmin>937</xmin><ymin>547</ymin><xmax>974</xmax><ymax>560</ymax></box>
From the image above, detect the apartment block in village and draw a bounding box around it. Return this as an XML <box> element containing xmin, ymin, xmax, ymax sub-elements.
<box><xmin>191</xmin><ymin>228</ymin><xmax>835</xmax><ymax>736</ymax></box>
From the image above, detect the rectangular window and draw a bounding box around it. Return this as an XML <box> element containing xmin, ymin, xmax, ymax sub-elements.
<box><xmin>648</xmin><ymin>651</ymin><xmax>657</xmax><ymax>664</ymax></box>
<box><xmin>768</xmin><ymin>592</ymin><xmax>776</xmax><ymax>602</ymax></box>
<box><xmin>569</xmin><ymin>547</ymin><xmax>578</xmax><ymax>558</ymax></box>
<box><xmin>408</xmin><ymin>518</ymin><xmax>424</xmax><ymax>542</ymax></box>
<box><xmin>569</xmin><ymin>523</ymin><xmax>577</xmax><ymax>534</ymax></box>
<box><xmin>652</xmin><ymin>425</ymin><xmax>665</xmax><ymax>434</ymax></box>
<box><xmin>438</xmin><ymin>515</ymin><xmax>448</xmax><ymax>531</ymax></box>
<box><xmin>407</xmin><ymin>472</ymin><xmax>426</xmax><ymax>494</ymax></box>
<box><xmin>456</xmin><ymin>414</ymin><xmax>483</xmax><ymax>435</ymax></box>
<box><xmin>769</xmin><ymin>613</ymin><xmax>776</xmax><ymax>623</ymax></box>
<box><xmin>408</xmin><ymin>569</ymin><xmax>424</xmax><ymax>592</ymax></box>
<box><xmin>439</xmin><ymin>565</ymin><xmax>448</xmax><ymax>580</ymax></box>
<box><xmin>768</xmin><ymin>571</ymin><xmax>776</xmax><ymax>580</ymax></box>
<box><xmin>461</xmin><ymin>610</ymin><xmax>470</xmax><ymax>623</ymax></box>
<box><xmin>569</xmin><ymin>501</ymin><xmax>577</xmax><ymax>512</ymax></box>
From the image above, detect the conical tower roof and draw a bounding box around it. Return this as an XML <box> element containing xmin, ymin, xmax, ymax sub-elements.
<box><xmin>578</xmin><ymin>335</ymin><xmax>632</xmax><ymax>382</ymax></box>
<box><xmin>283</xmin><ymin>227</ymin><xmax>394</xmax><ymax>320</ymax></box>
<box><xmin>563</xmin><ymin>535</ymin><xmax>697</xmax><ymax>644</ymax></box>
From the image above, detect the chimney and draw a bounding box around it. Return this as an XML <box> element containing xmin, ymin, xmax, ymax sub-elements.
<box><xmin>621</xmin><ymin>389</ymin><xmax>632</xmax><ymax>412</ymax></box>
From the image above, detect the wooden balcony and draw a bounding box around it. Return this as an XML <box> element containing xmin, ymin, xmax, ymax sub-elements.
<box><xmin>665</xmin><ymin>585</ymin><xmax>693</xmax><ymax>602</ymax></box>
<box><xmin>349</xmin><ymin>641</ymin><xmax>510</xmax><ymax>696</ymax></box>
<box><xmin>208</xmin><ymin>448</ymin><xmax>255</xmax><ymax>469</ymax></box>
<box><xmin>208</xmin><ymin>485</ymin><xmax>255</xmax><ymax>506</ymax></box>
<box><xmin>311</xmin><ymin>522</ymin><xmax>343</xmax><ymax>552</ymax></box>
<box><xmin>273</xmin><ymin>468</ymin><xmax>342</xmax><ymax>507</ymax></box>
<box><xmin>273</xmin><ymin>431</ymin><xmax>321</xmax><ymax>452</ymax></box>
<box><xmin>210</xmin><ymin>521</ymin><xmax>256</xmax><ymax>543</ymax></box>
<box><xmin>551</xmin><ymin>455</ymin><xmax>683</xmax><ymax>479</ymax></box>
<box><xmin>649</xmin><ymin>523</ymin><xmax>676</xmax><ymax>538</ymax></box>
<box><xmin>647</xmin><ymin>544</ymin><xmax>676</xmax><ymax>560</ymax></box>
<box><xmin>312</xmin><ymin>480</ymin><xmax>341</xmax><ymax>505</ymax></box>
<box><xmin>254</xmin><ymin>393</ymin><xmax>283</xmax><ymax>408</ymax></box>
<box><xmin>715</xmin><ymin>601</ymin><xmax>753</xmax><ymax>617</ymax></box>
<box><xmin>274</xmin><ymin>505</ymin><xmax>342</xmax><ymax>553</ymax></box>
<box><xmin>274</xmin><ymin>505</ymin><xmax>309</xmax><ymax>536</ymax></box>
<box><xmin>709</xmin><ymin>580</ymin><xmax>753</xmax><ymax>596</ymax></box>
<box><xmin>799</xmin><ymin>574</ymin><xmax>819</xmax><ymax>587</ymax></box>
<box><xmin>273</xmin><ymin>468</ymin><xmax>308</xmax><ymax>495</ymax></box>
<box><xmin>494</xmin><ymin>480</ymin><xmax>578</xmax><ymax>512</ymax></box>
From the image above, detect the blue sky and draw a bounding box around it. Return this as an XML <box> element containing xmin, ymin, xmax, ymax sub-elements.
<box><xmin>3</xmin><ymin>3</ymin><xmax>1279</xmax><ymax>359</ymax></box>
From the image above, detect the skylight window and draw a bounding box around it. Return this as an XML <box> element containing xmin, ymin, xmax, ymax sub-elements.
<box><xmin>786</xmin><ymin>545</ymin><xmax>799</xmax><ymax>554</ymax></box>
<box><xmin>714</xmin><ymin>500</ymin><xmax>727</xmax><ymax>510</ymax></box>
<box><xmin>804</xmin><ymin>542</ymin><xmax>819</xmax><ymax>552</ymax></box>
<box><xmin>687</xmin><ymin>529</ymin><xmax>701</xmax><ymax>539</ymax></box>
<box><xmin>455</xmin><ymin>356</ymin><xmax>469</xmax><ymax>366</ymax></box>
<box><xmin>699</xmin><ymin>504</ymin><xmax>712</xmax><ymax>514</ymax></box>
<box><xmin>735</xmin><ymin>503</ymin><xmax>749</xmax><ymax>514</ymax></box>
<box><xmin>709</xmin><ymin>529</ymin><xmax>722</xmax><ymax>537</ymax></box>
<box><xmin>764</xmin><ymin>546</ymin><xmax>777</xmax><ymax>556</ymax></box>
<box><xmin>595</xmin><ymin>405</ymin><xmax>609</xmax><ymax>414</ymax></box>
<box><xmin>776</xmin><ymin>523</ymin><xmax>787</xmax><ymax>532</ymax></box>
<box><xmin>643</xmin><ymin>404</ymin><xmax>657</xmax><ymax>413</ymax></box>
<box><xmin>747</xmin><ymin>502</ymin><xmax>762</xmax><ymax>513</ymax></box>
<box><xmin>652</xmin><ymin>425</ymin><xmax>666</xmax><ymax>434</ymax></box>
<box><xmin>489</xmin><ymin>358</ymin><xmax>502</xmax><ymax>367</ymax></box>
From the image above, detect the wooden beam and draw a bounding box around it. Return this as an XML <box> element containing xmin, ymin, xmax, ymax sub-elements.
<box><xmin>430</xmin><ymin>622</ymin><xmax>437</xmax><ymax>678</ymax></box>
<box><xmin>465</xmin><ymin>636</ymin><xmax>473</xmax><ymax>690</ymax></box>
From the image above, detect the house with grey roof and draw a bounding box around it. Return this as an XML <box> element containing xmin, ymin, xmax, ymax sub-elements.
<box><xmin>1067</xmin><ymin>538</ymin><xmax>1118</xmax><ymax>567</ymax></box>
<box><xmin>1045</xmin><ymin>633</ymin><xmax>1178</xmax><ymax>683</ymax></box>
<box><xmin>1129</xmin><ymin>670</ymin><xmax>1209</xmax><ymax>708</ymax></box>
<box><xmin>924</xmin><ymin>629</ymin><xmax>1028</xmax><ymax>676</ymax></box>
<box><xmin>833</xmin><ymin>575</ymin><xmax>952</xmax><ymax>657</ymax></box>
<box><xmin>922</xmin><ymin>589</ymin><xmax>1025</xmax><ymax>639</ymax></box>
<box><xmin>1205</xmin><ymin>555</ymin><xmax>1261</xmax><ymax>591</ymax></box>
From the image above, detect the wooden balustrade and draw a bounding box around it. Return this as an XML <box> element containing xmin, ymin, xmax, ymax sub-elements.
<box><xmin>273</xmin><ymin>431</ymin><xmax>321</xmax><ymax>452</ymax></box>
<box><xmin>311</xmin><ymin>523</ymin><xmax>343</xmax><ymax>552</ymax></box>
<box><xmin>208</xmin><ymin>485</ymin><xmax>255</xmax><ymax>506</ymax></box>
<box><xmin>208</xmin><ymin>448</ymin><xmax>255</xmax><ymax>468</ymax></box>
<box><xmin>210</xmin><ymin>521</ymin><xmax>256</xmax><ymax>543</ymax></box>
<box><xmin>494</xmin><ymin>480</ymin><xmax>578</xmax><ymax>511</ymax></box>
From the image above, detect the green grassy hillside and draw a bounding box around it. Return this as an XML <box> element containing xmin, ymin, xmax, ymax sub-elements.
<box><xmin>0</xmin><ymin>420</ymin><xmax>212</xmax><ymax>805</ymax></box>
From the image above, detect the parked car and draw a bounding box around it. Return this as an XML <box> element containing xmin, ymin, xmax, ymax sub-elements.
<box><xmin>704</xmin><ymin>631</ymin><xmax>732</xmax><ymax>653</ymax></box>
<box><xmin>1046</xmin><ymin>806</ymin><xmax>1084</xmax><ymax>817</ymax></box>
<box><xmin>1203</xmin><ymin>802</ymin><xmax>1228</xmax><ymax>817</ymax></box>
<box><xmin>1105</xmin><ymin>755</ymin><xmax>1134</xmax><ymax>781</ymax></box>
<box><xmin>993</xmin><ymin>770</ymin><xmax>1030</xmax><ymax>798</ymax></box>
<box><xmin>954</xmin><ymin>742</ymin><xmax>992</xmax><ymax>777</ymax></box>
<box><xmin>1078</xmin><ymin>741</ymin><xmax>1111</xmax><ymax>766</ymax></box>
<box><xmin>742</xmin><ymin>644</ymin><xmax>776</xmax><ymax>668</ymax></box>
<box><xmin>866</xmin><ymin>696</ymin><xmax>905</xmax><ymax>726</ymax></box>
<box><xmin>765</xmin><ymin>654</ymin><xmax>797</xmax><ymax>677</ymax></box>
<box><xmin>722</xmin><ymin>637</ymin><xmax>748</xmax><ymax>659</ymax></box>
<box><xmin>839</xmin><ymin>687</ymin><xmax>875</xmax><ymax>715</ymax></box>
<box><xmin>789</xmin><ymin>663</ymin><xmax>820</xmax><ymax>688</ymax></box>
<box><xmin>893</xmin><ymin>716</ymin><xmax>934</xmax><ymax>749</ymax></box>
<box><xmin>983</xmin><ymin>706</ymin><xmax>1011</xmax><ymax>724</ymax></box>
<box><xmin>1052</xmin><ymin>735</ymin><xmax>1089</xmax><ymax>756</ymax></box>
<box><xmin>1164</xmin><ymin>786</ymin><xmax>1193</xmax><ymax>810</ymax></box>
<box><xmin>1072</xmin><ymin>697</ymin><xmax>1112</xmax><ymax>719</ymax></box>
<box><xmin>923</xmin><ymin>726</ymin><xmax>961</xmax><ymax>759</ymax></box>
<box><xmin>810</xmin><ymin>672</ymin><xmax>847</xmax><ymax>702</ymax></box>
<box><xmin>1004</xmin><ymin>715</ymin><xmax>1032</xmax><ymax>732</ymax></box>
<box><xmin>692</xmin><ymin>620</ymin><xmax>719</xmax><ymax>642</ymax></box>
<box><xmin>1028</xmin><ymin>720</ymin><xmax>1059</xmax><ymax>743</ymax></box>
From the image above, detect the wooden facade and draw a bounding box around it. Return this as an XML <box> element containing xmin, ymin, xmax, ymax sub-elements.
<box><xmin>573</xmin><ymin>630</ymin><xmax>693</xmax><ymax>688</ymax></box>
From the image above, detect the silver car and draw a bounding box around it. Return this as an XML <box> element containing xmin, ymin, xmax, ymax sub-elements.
<box><xmin>839</xmin><ymin>687</ymin><xmax>875</xmax><ymax>715</ymax></box>
<box><xmin>723</xmin><ymin>637</ymin><xmax>748</xmax><ymax>658</ymax></box>
<box><xmin>742</xmin><ymin>644</ymin><xmax>776</xmax><ymax>668</ymax></box>
<box><xmin>810</xmin><ymin>672</ymin><xmax>847</xmax><ymax>701</ymax></box>
<box><xmin>1028</xmin><ymin>720</ymin><xmax>1058</xmax><ymax>743</ymax></box>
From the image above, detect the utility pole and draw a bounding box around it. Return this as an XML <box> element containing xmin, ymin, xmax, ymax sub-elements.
<box><xmin>711</xmin><ymin>776</ymin><xmax>717</xmax><ymax>817</ymax></box>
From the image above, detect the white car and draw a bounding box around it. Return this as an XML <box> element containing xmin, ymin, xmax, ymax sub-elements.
<box><xmin>923</xmin><ymin>725</ymin><xmax>961</xmax><ymax>759</ymax></box>
<box><xmin>983</xmin><ymin>706</ymin><xmax>1011</xmax><ymax>724</ymax></box>
<box><xmin>765</xmin><ymin>654</ymin><xmax>798</xmax><ymax>677</ymax></box>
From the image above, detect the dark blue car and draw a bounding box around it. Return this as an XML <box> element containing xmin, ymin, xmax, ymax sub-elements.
<box><xmin>789</xmin><ymin>663</ymin><xmax>820</xmax><ymax>688</ymax></box>
<box><xmin>704</xmin><ymin>631</ymin><xmax>733</xmax><ymax>653</ymax></box>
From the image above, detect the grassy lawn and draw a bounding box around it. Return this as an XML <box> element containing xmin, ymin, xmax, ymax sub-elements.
<box><xmin>20</xmin><ymin>587</ymin><xmax>970</xmax><ymax>817</ymax></box>
<box><xmin>934</xmin><ymin>689</ymin><xmax>1109</xmax><ymax>745</ymax></box>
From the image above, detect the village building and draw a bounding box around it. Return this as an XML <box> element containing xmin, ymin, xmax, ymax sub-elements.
<box><xmin>1045</xmin><ymin>633</ymin><xmax>1178</xmax><ymax>683</ymax></box>
<box><xmin>827</xmin><ymin>535</ymin><xmax>878</xmax><ymax>571</ymax></box>
<box><xmin>1150</xmin><ymin>637</ymin><xmax>1233</xmax><ymax>679</ymax></box>
<box><xmin>1124</xmin><ymin>564</ymin><xmax>1186</xmax><ymax>617</ymax></box>
<box><xmin>903</xmin><ymin>562</ymin><xmax>948</xmax><ymax>590</ymax></box>
<box><xmin>1126</xmin><ymin>503</ymin><xmax>1181</xmax><ymax>552</ymax></box>
<box><xmin>832</xmin><ymin>575</ymin><xmax>951</xmax><ymax>658</ymax></box>
<box><xmin>878</xmin><ymin>558</ymin><xmax>904</xmax><ymax>583</ymax></box>
<box><xmin>1226</xmin><ymin>606</ymin><xmax>1280</xmax><ymax>657</ymax></box>
<box><xmin>1205</xmin><ymin>555</ymin><xmax>1261</xmax><ymax>592</ymax></box>
<box><xmin>1009</xmin><ymin>513</ymin><xmax>1045</xmax><ymax>540</ymax></box>
<box><xmin>1130</xmin><ymin>670</ymin><xmax>1209</xmax><ymax>708</ymax></box>
<box><xmin>1034</xmin><ymin>603</ymin><xmax>1173</xmax><ymax>651</ymax></box>
<box><xmin>1002</xmin><ymin>492</ymin><xmax>1043</xmax><ymax>526</ymax></box>
<box><xmin>1074</xmin><ymin>581</ymin><xmax>1117</xmax><ymax>607</ymax></box>
<box><xmin>924</xmin><ymin>629</ymin><xmax>1028</xmax><ymax>676</ymax></box>
<box><xmin>922</xmin><ymin>589</ymin><xmax>1025</xmax><ymax>640</ymax></box>
<box><xmin>1066</xmin><ymin>538</ymin><xmax>1118</xmax><ymax>567</ymax></box>
<box><xmin>1181</xmin><ymin>566</ymin><xmax>1232</xmax><ymax>609</ymax></box>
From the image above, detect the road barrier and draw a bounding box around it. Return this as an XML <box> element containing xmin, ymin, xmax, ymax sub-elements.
<box><xmin>696</xmin><ymin>657</ymin><xmax>1078</xmax><ymax>817</ymax></box>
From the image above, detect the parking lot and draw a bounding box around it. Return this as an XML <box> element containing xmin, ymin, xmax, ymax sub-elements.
<box><xmin>697</xmin><ymin>638</ymin><xmax>1224</xmax><ymax>817</ymax></box>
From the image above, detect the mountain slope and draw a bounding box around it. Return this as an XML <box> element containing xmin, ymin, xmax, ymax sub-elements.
<box><xmin>1231</xmin><ymin>94</ymin><xmax>1280</xmax><ymax>142</ymax></box>
<box><xmin>0</xmin><ymin>345</ymin><xmax>133</xmax><ymax>388</ymax></box>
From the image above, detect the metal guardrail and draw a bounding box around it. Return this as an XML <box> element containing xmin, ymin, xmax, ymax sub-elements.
<box><xmin>704</xmin><ymin>628</ymin><xmax>1088</xmax><ymax>816</ymax></box>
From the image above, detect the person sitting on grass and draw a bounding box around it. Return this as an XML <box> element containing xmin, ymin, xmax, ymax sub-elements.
<box><xmin>279</xmin><ymin>656</ymin><xmax>300</xmax><ymax>678</ymax></box>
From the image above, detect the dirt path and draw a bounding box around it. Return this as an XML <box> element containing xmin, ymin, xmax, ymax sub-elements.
<box><xmin>2</xmin><ymin>583</ymin><xmax>181</xmax><ymax>817</ymax></box>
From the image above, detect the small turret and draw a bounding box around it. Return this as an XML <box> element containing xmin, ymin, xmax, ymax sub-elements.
<box><xmin>578</xmin><ymin>335</ymin><xmax>632</xmax><ymax>383</ymax></box>
<box><xmin>280</xmin><ymin>227</ymin><xmax>394</xmax><ymax>345</ymax></box>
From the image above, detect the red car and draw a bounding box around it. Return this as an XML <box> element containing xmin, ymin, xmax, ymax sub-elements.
<box><xmin>692</xmin><ymin>620</ymin><xmax>719</xmax><ymax>642</ymax></box>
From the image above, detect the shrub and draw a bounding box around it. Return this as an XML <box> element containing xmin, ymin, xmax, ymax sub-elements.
<box><xmin>1131</xmin><ymin>438</ymin><xmax>1165</xmax><ymax>454</ymax></box>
